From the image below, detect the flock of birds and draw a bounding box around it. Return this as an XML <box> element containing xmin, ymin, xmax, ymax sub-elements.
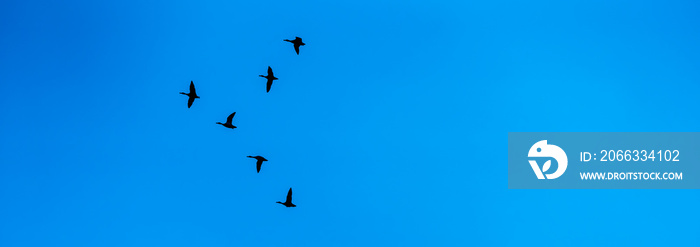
<box><xmin>179</xmin><ymin>37</ymin><xmax>307</xmax><ymax>208</ymax></box>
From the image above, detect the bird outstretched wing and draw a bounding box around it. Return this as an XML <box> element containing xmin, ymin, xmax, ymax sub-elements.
<box><xmin>294</xmin><ymin>44</ymin><xmax>300</xmax><ymax>55</ymax></box>
<box><xmin>286</xmin><ymin>188</ymin><xmax>293</xmax><ymax>203</ymax></box>
<box><xmin>227</xmin><ymin>112</ymin><xmax>236</xmax><ymax>123</ymax></box>
<box><xmin>267</xmin><ymin>66</ymin><xmax>274</xmax><ymax>77</ymax></box>
<box><xmin>189</xmin><ymin>81</ymin><xmax>196</xmax><ymax>95</ymax></box>
<box><xmin>256</xmin><ymin>160</ymin><xmax>263</xmax><ymax>173</ymax></box>
<box><xmin>266</xmin><ymin>79</ymin><xmax>273</xmax><ymax>93</ymax></box>
<box><xmin>187</xmin><ymin>97</ymin><xmax>194</xmax><ymax>108</ymax></box>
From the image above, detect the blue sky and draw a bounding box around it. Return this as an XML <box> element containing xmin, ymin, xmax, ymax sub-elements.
<box><xmin>1</xmin><ymin>0</ymin><xmax>700</xmax><ymax>246</ymax></box>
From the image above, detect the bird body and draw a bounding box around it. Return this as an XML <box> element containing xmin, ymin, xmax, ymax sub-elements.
<box><xmin>276</xmin><ymin>188</ymin><xmax>296</xmax><ymax>207</ymax></box>
<box><xmin>179</xmin><ymin>81</ymin><xmax>200</xmax><ymax>108</ymax></box>
<box><xmin>283</xmin><ymin>37</ymin><xmax>305</xmax><ymax>55</ymax></box>
<box><xmin>259</xmin><ymin>66</ymin><xmax>278</xmax><ymax>92</ymax></box>
<box><xmin>216</xmin><ymin>112</ymin><xmax>237</xmax><ymax>129</ymax></box>
<box><xmin>247</xmin><ymin>155</ymin><xmax>268</xmax><ymax>173</ymax></box>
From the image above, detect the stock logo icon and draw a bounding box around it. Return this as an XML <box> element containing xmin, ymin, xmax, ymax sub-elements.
<box><xmin>528</xmin><ymin>140</ymin><xmax>567</xmax><ymax>179</ymax></box>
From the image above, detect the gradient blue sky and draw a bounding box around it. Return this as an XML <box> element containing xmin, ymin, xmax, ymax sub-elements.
<box><xmin>1</xmin><ymin>0</ymin><xmax>700</xmax><ymax>246</ymax></box>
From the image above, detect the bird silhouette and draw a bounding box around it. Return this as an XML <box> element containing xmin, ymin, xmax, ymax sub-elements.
<box><xmin>283</xmin><ymin>37</ymin><xmax>305</xmax><ymax>55</ymax></box>
<box><xmin>179</xmin><ymin>81</ymin><xmax>199</xmax><ymax>108</ymax></box>
<box><xmin>258</xmin><ymin>66</ymin><xmax>278</xmax><ymax>93</ymax></box>
<box><xmin>246</xmin><ymin>155</ymin><xmax>268</xmax><ymax>173</ymax></box>
<box><xmin>216</xmin><ymin>112</ymin><xmax>237</xmax><ymax>129</ymax></box>
<box><xmin>276</xmin><ymin>188</ymin><xmax>296</xmax><ymax>207</ymax></box>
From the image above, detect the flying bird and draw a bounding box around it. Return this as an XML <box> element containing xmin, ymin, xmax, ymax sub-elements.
<box><xmin>283</xmin><ymin>37</ymin><xmax>305</xmax><ymax>55</ymax></box>
<box><xmin>247</xmin><ymin>155</ymin><xmax>268</xmax><ymax>173</ymax></box>
<box><xmin>179</xmin><ymin>81</ymin><xmax>199</xmax><ymax>108</ymax></box>
<box><xmin>276</xmin><ymin>187</ymin><xmax>296</xmax><ymax>207</ymax></box>
<box><xmin>258</xmin><ymin>66</ymin><xmax>278</xmax><ymax>93</ymax></box>
<box><xmin>216</xmin><ymin>112</ymin><xmax>237</xmax><ymax>129</ymax></box>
